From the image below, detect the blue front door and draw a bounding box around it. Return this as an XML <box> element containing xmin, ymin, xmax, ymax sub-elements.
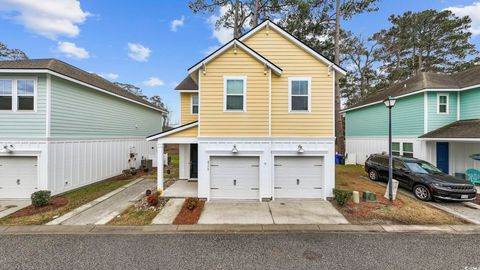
<box><xmin>436</xmin><ymin>142</ymin><xmax>449</xmax><ymax>174</ymax></box>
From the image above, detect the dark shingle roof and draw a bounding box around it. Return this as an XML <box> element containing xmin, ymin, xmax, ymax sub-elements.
<box><xmin>175</xmin><ymin>75</ymin><xmax>198</xmax><ymax>90</ymax></box>
<box><xmin>346</xmin><ymin>67</ymin><xmax>480</xmax><ymax>111</ymax></box>
<box><xmin>0</xmin><ymin>58</ymin><xmax>165</xmax><ymax>112</ymax></box>
<box><xmin>419</xmin><ymin>119</ymin><xmax>480</xmax><ymax>139</ymax></box>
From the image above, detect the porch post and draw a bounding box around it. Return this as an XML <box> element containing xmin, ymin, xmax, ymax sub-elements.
<box><xmin>157</xmin><ymin>141</ymin><xmax>164</xmax><ymax>190</ymax></box>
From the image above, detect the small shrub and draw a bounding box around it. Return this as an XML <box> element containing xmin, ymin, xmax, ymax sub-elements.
<box><xmin>31</xmin><ymin>190</ymin><xmax>51</xmax><ymax>207</ymax></box>
<box><xmin>130</xmin><ymin>167</ymin><xmax>138</xmax><ymax>175</ymax></box>
<box><xmin>186</xmin><ymin>198</ymin><xmax>199</xmax><ymax>210</ymax></box>
<box><xmin>122</xmin><ymin>169</ymin><xmax>132</xmax><ymax>177</ymax></box>
<box><xmin>146</xmin><ymin>193</ymin><xmax>158</xmax><ymax>206</ymax></box>
<box><xmin>333</xmin><ymin>189</ymin><xmax>353</xmax><ymax>206</ymax></box>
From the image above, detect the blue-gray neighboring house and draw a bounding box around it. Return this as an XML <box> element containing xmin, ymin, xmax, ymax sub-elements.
<box><xmin>0</xmin><ymin>59</ymin><xmax>166</xmax><ymax>198</ymax></box>
<box><xmin>343</xmin><ymin>67</ymin><xmax>480</xmax><ymax>178</ymax></box>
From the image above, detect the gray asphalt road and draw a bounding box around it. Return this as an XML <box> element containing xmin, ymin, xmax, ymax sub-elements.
<box><xmin>0</xmin><ymin>233</ymin><xmax>479</xmax><ymax>270</ymax></box>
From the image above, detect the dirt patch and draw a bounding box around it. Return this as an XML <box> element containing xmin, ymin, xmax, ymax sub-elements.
<box><xmin>109</xmin><ymin>195</ymin><xmax>169</xmax><ymax>225</ymax></box>
<box><xmin>334</xmin><ymin>165</ymin><xmax>468</xmax><ymax>225</ymax></box>
<box><xmin>10</xmin><ymin>197</ymin><xmax>68</xmax><ymax>218</ymax></box>
<box><xmin>173</xmin><ymin>198</ymin><xmax>205</xmax><ymax>225</ymax></box>
<box><xmin>473</xmin><ymin>195</ymin><xmax>480</xmax><ymax>205</ymax></box>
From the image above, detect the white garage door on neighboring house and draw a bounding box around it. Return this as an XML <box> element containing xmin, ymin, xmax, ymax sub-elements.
<box><xmin>0</xmin><ymin>156</ymin><xmax>38</xmax><ymax>199</ymax></box>
<box><xmin>210</xmin><ymin>156</ymin><xmax>259</xmax><ymax>200</ymax></box>
<box><xmin>274</xmin><ymin>156</ymin><xmax>324</xmax><ymax>198</ymax></box>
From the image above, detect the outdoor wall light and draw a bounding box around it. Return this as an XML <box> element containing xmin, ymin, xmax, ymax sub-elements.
<box><xmin>0</xmin><ymin>145</ymin><xmax>14</xmax><ymax>153</ymax></box>
<box><xmin>232</xmin><ymin>145</ymin><xmax>238</xmax><ymax>153</ymax></box>
<box><xmin>383</xmin><ymin>96</ymin><xmax>397</xmax><ymax>108</ymax></box>
<box><xmin>297</xmin><ymin>145</ymin><xmax>305</xmax><ymax>153</ymax></box>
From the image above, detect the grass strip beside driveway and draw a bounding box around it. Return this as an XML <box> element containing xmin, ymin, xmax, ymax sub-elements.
<box><xmin>334</xmin><ymin>165</ymin><xmax>467</xmax><ymax>225</ymax></box>
<box><xmin>0</xmin><ymin>177</ymin><xmax>136</xmax><ymax>226</ymax></box>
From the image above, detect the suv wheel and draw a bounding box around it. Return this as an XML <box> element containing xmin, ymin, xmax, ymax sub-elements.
<box><xmin>413</xmin><ymin>185</ymin><xmax>432</xmax><ymax>201</ymax></box>
<box><xmin>368</xmin><ymin>169</ymin><xmax>379</xmax><ymax>181</ymax></box>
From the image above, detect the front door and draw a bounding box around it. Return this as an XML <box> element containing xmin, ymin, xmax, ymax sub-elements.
<box><xmin>436</xmin><ymin>142</ymin><xmax>449</xmax><ymax>174</ymax></box>
<box><xmin>189</xmin><ymin>144</ymin><xmax>198</xmax><ymax>178</ymax></box>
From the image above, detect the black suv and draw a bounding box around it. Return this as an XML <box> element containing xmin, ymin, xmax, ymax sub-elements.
<box><xmin>365</xmin><ymin>154</ymin><xmax>477</xmax><ymax>201</ymax></box>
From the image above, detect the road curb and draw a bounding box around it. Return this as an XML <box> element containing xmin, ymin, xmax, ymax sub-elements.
<box><xmin>1</xmin><ymin>224</ymin><xmax>480</xmax><ymax>235</ymax></box>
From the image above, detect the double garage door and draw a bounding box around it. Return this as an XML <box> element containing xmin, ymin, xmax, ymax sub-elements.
<box><xmin>0</xmin><ymin>157</ymin><xmax>38</xmax><ymax>199</ymax></box>
<box><xmin>209</xmin><ymin>156</ymin><xmax>323</xmax><ymax>199</ymax></box>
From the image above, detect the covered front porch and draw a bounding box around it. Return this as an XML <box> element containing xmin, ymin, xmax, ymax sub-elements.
<box><xmin>420</xmin><ymin>119</ymin><xmax>480</xmax><ymax>183</ymax></box>
<box><xmin>146</xmin><ymin>121</ymin><xmax>200</xmax><ymax>197</ymax></box>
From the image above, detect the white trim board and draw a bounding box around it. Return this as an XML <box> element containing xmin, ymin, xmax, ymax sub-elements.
<box><xmin>188</xmin><ymin>39</ymin><xmax>282</xmax><ymax>76</ymax></box>
<box><xmin>239</xmin><ymin>20</ymin><xmax>346</xmax><ymax>76</ymax></box>
<box><xmin>0</xmin><ymin>69</ymin><xmax>167</xmax><ymax>113</ymax></box>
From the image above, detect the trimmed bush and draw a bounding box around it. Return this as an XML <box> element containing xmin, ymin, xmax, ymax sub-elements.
<box><xmin>186</xmin><ymin>198</ymin><xmax>199</xmax><ymax>210</ymax></box>
<box><xmin>146</xmin><ymin>193</ymin><xmax>158</xmax><ymax>206</ymax></box>
<box><xmin>31</xmin><ymin>190</ymin><xmax>51</xmax><ymax>207</ymax></box>
<box><xmin>333</xmin><ymin>189</ymin><xmax>353</xmax><ymax>206</ymax></box>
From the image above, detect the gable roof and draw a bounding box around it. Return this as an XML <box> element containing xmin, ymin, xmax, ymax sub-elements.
<box><xmin>419</xmin><ymin>119</ymin><xmax>480</xmax><ymax>139</ymax></box>
<box><xmin>175</xmin><ymin>75</ymin><xmax>198</xmax><ymax>91</ymax></box>
<box><xmin>188</xmin><ymin>39</ymin><xmax>283</xmax><ymax>76</ymax></box>
<box><xmin>344</xmin><ymin>66</ymin><xmax>480</xmax><ymax>112</ymax></box>
<box><xmin>239</xmin><ymin>20</ymin><xmax>346</xmax><ymax>76</ymax></box>
<box><xmin>146</xmin><ymin>121</ymin><xmax>198</xmax><ymax>141</ymax></box>
<box><xmin>0</xmin><ymin>58</ymin><xmax>166</xmax><ymax>113</ymax></box>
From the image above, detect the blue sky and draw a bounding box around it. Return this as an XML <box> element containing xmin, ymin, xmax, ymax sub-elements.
<box><xmin>1</xmin><ymin>0</ymin><xmax>479</xmax><ymax>124</ymax></box>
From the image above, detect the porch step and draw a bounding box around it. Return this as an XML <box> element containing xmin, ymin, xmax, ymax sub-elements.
<box><xmin>151</xmin><ymin>199</ymin><xmax>185</xmax><ymax>224</ymax></box>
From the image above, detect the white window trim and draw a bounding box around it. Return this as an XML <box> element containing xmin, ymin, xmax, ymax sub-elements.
<box><xmin>437</xmin><ymin>93</ymin><xmax>449</xmax><ymax>114</ymax></box>
<box><xmin>402</xmin><ymin>142</ymin><xmax>414</xmax><ymax>157</ymax></box>
<box><xmin>0</xmin><ymin>77</ymin><xmax>37</xmax><ymax>113</ymax></box>
<box><xmin>224</xmin><ymin>76</ymin><xmax>247</xmax><ymax>112</ymax></box>
<box><xmin>190</xmin><ymin>94</ymin><xmax>199</xmax><ymax>115</ymax></box>
<box><xmin>288</xmin><ymin>77</ymin><xmax>311</xmax><ymax>113</ymax></box>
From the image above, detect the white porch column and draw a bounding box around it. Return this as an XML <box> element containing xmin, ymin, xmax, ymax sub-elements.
<box><xmin>157</xmin><ymin>141</ymin><xmax>164</xmax><ymax>190</ymax></box>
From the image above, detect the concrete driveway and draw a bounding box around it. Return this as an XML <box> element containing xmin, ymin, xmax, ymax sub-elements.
<box><xmin>0</xmin><ymin>200</ymin><xmax>30</xmax><ymax>219</ymax></box>
<box><xmin>197</xmin><ymin>200</ymin><xmax>348</xmax><ymax>225</ymax></box>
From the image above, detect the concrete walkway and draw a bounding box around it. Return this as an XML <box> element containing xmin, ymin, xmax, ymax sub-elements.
<box><xmin>151</xmin><ymin>199</ymin><xmax>185</xmax><ymax>224</ymax></box>
<box><xmin>54</xmin><ymin>178</ymin><xmax>156</xmax><ymax>225</ymax></box>
<box><xmin>163</xmin><ymin>180</ymin><xmax>197</xmax><ymax>198</ymax></box>
<box><xmin>0</xmin><ymin>200</ymin><xmax>30</xmax><ymax>219</ymax></box>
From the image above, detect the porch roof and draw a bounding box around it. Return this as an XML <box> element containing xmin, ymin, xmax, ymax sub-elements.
<box><xmin>146</xmin><ymin>121</ymin><xmax>198</xmax><ymax>141</ymax></box>
<box><xmin>419</xmin><ymin>119</ymin><xmax>480</xmax><ymax>141</ymax></box>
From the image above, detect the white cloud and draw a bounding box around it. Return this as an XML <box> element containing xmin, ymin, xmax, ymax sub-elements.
<box><xmin>0</xmin><ymin>0</ymin><xmax>90</xmax><ymax>39</ymax></box>
<box><xmin>203</xmin><ymin>45</ymin><xmax>220</xmax><ymax>56</ymax></box>
<box><xmin>207</xmin><ymin>6</ymin><xmax>233</xmax><ymax>44</ymax></box>
<box><xmin>170</xmin><ymin>16</ymin><xmax>185</xmax><ymax>32</ymax></box>
<box><xmin>127</xmin><ymin>43</ymin><xmax>151</xmax><ymax>62</ymax></box>
<box><xmin>144</xmin><ymin>77</ymin><xmax>164</xmax><ymax>87</ymax></box>
<box><xmin>445</xmin><ymin>2</ymin><xmax>480</xmax><ymax>36</ymax></box>
<box><xmin>99</xmin><ymin>73</ymin><xmax>119</xmax><ymax>80</ymax></box>
<box><xmin>57</xmin><ymin>41</ymin><xmax>90</xmax><ymax>59</ymax></box>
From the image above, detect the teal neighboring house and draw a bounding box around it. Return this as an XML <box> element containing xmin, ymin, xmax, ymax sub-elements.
<box><xmin>343</xmin><ymin>67</ymin><xmax>480</xmax><ymax>178</ymax></box>
<box><xmin>0</xmin><ymin>59</ymin><xmax>166</xmax><ymax>199</ymax></box>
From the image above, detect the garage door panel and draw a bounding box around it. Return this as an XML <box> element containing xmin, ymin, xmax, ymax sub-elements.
<box><xmin>210</xmin><ymin>156</ymin><xmax>259</xmax><ymax>200</ymax></box>
<box><xmin>274</xmin><ymin>156</ymin><xmax>324</xmax><ymax>198</ymax></box>
<box><xmin>0</xmin><ymin>156</ymin><xmax>38</xmax><ymax>199</ymax></box>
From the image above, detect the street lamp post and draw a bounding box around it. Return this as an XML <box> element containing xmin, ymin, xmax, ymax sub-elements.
<box><xmin>383</xmin><ymin>96</ymin><xmax>397</xmax><ymax>202</ymax></box>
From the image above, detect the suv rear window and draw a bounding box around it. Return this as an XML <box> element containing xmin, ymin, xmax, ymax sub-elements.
<box><xmin>371</xmin><ymin>156</ymin><xmax>388</xmax><ymax>166</ymax></box>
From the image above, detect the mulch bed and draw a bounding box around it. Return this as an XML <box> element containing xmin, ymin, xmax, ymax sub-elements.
<box><xmin>337</xmin><ymin>191</ymin><xmax>403</xmax><ymax>219</ymax></box>
<box><xmin>173</xmin><ymin>198</ymin><xmax>205</xmax><ymax>225</ymax></box>
<box><xmin>11</xmin><ymin>197</ymin><xmax>68</xmax><ymax>218</ymax></box>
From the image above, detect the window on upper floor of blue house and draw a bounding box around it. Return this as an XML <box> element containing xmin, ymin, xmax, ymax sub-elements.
<box><xmin>0</xmin><ymin>79</ymin><xmax>36</xmax><ymax>112</ymax></box>
<box><xmin>437</xmin><ymin>94</ymin><xmax>449</xmax><ymax>114</ymax></box>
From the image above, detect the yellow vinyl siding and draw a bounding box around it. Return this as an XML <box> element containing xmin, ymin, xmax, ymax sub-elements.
<box><xmin>180</xmin><ymin>92</ymin><xmax>198</xmax><ymax>125</ymax></box>
<box><xmin>164</xmin><ymin>125</ymin><xmax>198</xmax><ymax>138</ymax></box>
<box><xmin>243</xmin><ymin>27</ymin><xmax>334</xmax><ymax>137</ymax></box>
<box><xmin>200</xmin><ymin>47</ymin><xmax>269</xmax><ymax>136</ymax></box>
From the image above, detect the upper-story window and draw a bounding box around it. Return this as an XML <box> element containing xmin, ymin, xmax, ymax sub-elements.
<box><xmin>191</xmin><ymin>95</ymin><xmax>199</xmax><ymax>114</ymax></box>
<box><xmin>224</xmin><ymin>76</ymin><xmax>246</xmax><ymax>112</ymax></box>
<box><xmin>0</xmin><ymin>80</ymin><xmax>13</xmax><ymax>110</ymax></box>
<box><xmin>289</xmin><ymin>77</ymin><xmax>311</xmax><ymax>112</ymax></box>
<box><xmin>437</xmin><ymin>94</ymin><xmax>449</xmax><ymax>114</ymax></box>
<box><xmin>0</xmin><ymin>79</ymin><xmax>35</xmax><ymax>112</ymax></box>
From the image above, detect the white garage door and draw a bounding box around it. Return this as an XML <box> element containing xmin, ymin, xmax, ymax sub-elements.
<box><xmin>0</xmin><ymin>156</ymin><xmax>38</xmax><ymax>199</ymax></box>
<box><xmin>274</xmin><ymin>156</ymin><xmax>323</xmax><ymax>198</ymax></box>
<box><xmin>210</xmin><ymin>156</ymin><xmax>259</xmax><ymax>199</ymax></box>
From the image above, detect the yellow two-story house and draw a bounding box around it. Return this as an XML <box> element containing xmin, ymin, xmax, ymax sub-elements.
<box><xmin>147</xmin><ymin>20</ymin><xmax>345</xmax><ymax>200</ymax></box>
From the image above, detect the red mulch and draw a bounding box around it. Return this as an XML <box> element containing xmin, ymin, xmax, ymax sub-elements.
<box><xmin>173</xmin><ymin>198</ymin><xmax>205</xmax><ymax>225</ymax></box>
<box><xmin>11</xmin><ymin>197</ymin><xmax>68</xmax><ymax>218</ymax></box>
